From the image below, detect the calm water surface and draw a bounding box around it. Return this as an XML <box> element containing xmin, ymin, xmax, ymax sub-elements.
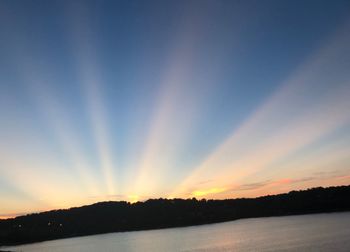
<box><xmin>4</xmin><ymin>212</ymin><xmax>350</xmax><ymax>252</ymax></box>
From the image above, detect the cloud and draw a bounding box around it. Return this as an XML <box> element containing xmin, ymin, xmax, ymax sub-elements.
<box><xmin>234</xmin><ymin>181</ymin><xmax>271</xmax><ymax>191</ymax></box>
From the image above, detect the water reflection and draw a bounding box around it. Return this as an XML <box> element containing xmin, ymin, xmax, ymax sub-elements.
<box><xmin>5</xmin><ymin>212</ymin><xmax>350</xmax><ymax>252</ymax></box>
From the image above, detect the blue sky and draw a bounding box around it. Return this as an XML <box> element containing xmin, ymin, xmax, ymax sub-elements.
<box><xmin>1</xmin><ymin>0</ymin><xmax>350</xmax><ymax>217</ymax></box>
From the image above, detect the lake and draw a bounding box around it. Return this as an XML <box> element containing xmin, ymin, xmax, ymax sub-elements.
<box><xmin>3</xmin><ymin>212</ymin><xmax>350</xmax><ymax>252</ymax></box>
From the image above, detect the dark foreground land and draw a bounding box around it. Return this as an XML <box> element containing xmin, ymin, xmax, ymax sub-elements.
<box><xmin>1</xmin><ymin>185</ymin><xmax>350</xmax><ymax>246</ymax></box>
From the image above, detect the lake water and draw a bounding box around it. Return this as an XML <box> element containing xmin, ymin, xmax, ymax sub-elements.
<box><xmin>3</xmin><ymin>212</ymin><xmax>350</xmax><ymax>252</ymax></box>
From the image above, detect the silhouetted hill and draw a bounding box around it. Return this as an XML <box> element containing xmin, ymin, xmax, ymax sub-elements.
<box><xmin>1</xmin><ymin>185</ymin><xmax>350</xmax><ymax>246</ymax></box>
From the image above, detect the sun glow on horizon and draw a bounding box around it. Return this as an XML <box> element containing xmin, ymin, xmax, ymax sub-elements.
<box><xmin>191</xmin><ymin>187</ymin><xmax>226</xmax><ymax>198</ymax></box>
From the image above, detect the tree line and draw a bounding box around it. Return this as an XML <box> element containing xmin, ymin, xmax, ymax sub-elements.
<box><xmin>1</xmin><ymin>185</ymin><xmax>349</xmax><ymax>246</ymax></box>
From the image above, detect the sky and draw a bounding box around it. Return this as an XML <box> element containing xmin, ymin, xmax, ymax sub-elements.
<box><xmin>0</xmin><ymin>0</ymin><xmax>350</xmax><ymax>218</ymax></box>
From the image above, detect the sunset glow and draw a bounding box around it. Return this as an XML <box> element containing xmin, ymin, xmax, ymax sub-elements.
<box><xmin>0</xmin><ymin>0</ymin><xmax>350</xmax><ymax>218</ymax></box>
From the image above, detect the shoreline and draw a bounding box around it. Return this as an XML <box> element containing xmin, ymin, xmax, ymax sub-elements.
<box><xmin>2</xmin><ymin>210</ymin><xmax>350</xmax><ymax>249</ymax></box>
<box><xmin>1</xmin><ymin>185</ymin><xmax>349</xmax><ymax>247</ymax></box>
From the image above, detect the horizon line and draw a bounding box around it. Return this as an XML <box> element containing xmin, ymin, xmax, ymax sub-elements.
<box><xmin>1</xmin><ymin>183</ymin><xmax>348</xmax><ymax>221</ymax></box>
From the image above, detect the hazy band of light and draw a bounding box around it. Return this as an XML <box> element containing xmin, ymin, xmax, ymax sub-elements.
<box><xmin>0</xmin><ymin>9</ymin><xmax>102</xmax><ymax>214</ymax></box>
<box><xmin>67</xmin><ymin>2</ymin><xmax>117</xmax><ymax>196</ymax></box>
<box><xmin>1</xmin><ymin>4</ymin><xmax>350</xmax><ymax>216</ymax></box>
<box><xmin>21</xmin><ymin>63</ymin><xmax>101</xmax><ymax>197</ymax></box>
<box><xmin>169</xmin><ymin>22</ymin><xmax>350</xmax><ymax>198</ymax></box>
<box><xmin>130</xmin><ymin>9</ymin><xmax>211</xmax><ymax>196</ymax></box>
